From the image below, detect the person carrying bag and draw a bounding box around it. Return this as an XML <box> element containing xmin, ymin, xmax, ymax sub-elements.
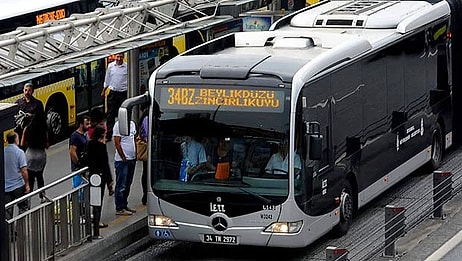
<box><xmin>136</xmin><ymin>136</ymin><xmax>148</xmax><ymax>161</ymax></box>
<box><xmin>138</xmin><ymin>109</ymin><xmax>149</xmax><ymax>205</ymax></box>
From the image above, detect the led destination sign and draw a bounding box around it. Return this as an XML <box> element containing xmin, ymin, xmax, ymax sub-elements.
<box><xmin>160</xmin><ymin>87</ymin><xmax>285</xmax><ymax>112</ymax></box>
<box><xmin>36</xmin><ymin>8</ymin><xmax>66</xmax><ymax>25</ymax></box>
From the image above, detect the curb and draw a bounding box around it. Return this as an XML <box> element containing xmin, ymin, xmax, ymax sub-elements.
<box><xmin>56</xmin><ymin>214</ymin><xmax>148</xmax><ymax>261</ymax></box>
<box><xmin>397</xmin><ymin>191</ymin><xmax>462</xmax><ymax>260</ymax></box>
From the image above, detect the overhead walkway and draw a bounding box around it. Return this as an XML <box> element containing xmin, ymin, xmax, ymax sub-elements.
<box><xmin>0</xmin><ymin>0</ymin><xmax>237</xmax><ymax>86</ymax></box>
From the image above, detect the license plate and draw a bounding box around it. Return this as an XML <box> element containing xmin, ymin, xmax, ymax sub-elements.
<box><xmin>203</xmin><ymin>234</ymin><xmax>238</xmax><ymax>244</ymax></box>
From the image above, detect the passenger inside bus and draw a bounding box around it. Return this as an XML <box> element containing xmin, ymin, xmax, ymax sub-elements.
<box><xmin>180</xmin><ymin>136</ymin><xmax>207</xmax><ymax>175</ymax></box>
<box><xmin>265</xmin><ymin>141</ymin><xmax>302</xmax><ymax>175</ymax></box>
<box><xmin>206</xmin><ymin>138</ymin><xmax>233</xmax><ymax>180</ymax></box>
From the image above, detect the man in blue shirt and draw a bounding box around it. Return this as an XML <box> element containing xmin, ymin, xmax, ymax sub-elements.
<box><xmin>181</xmin><ymin>136</ymin><xmax>207</xmax><ymax>175</ymax></box>
<box><xmin>69</xmin><ymin>115</ymin><xmax>90</xmax><ymax>172</ymax></box>
<box><xmin>4</xmin><ymin>132</ymin><xmax>29</xmax><ymax>219</ymax></box>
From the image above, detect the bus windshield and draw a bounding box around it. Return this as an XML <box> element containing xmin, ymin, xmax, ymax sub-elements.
<box><xmin>151</xmin><ymin>85</ymin><xmax>299</xmax><ymax>208</ymax></box>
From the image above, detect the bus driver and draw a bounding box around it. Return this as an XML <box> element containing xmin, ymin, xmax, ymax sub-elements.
<box><xmin>265</xmin><ymin>141</ymin><xmax>302</xmax><ymax>175</ymax></box>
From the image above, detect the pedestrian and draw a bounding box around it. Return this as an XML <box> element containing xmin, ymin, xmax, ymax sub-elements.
<box><xmin>87</xmin><ymin>125</ymin><xmax>112</xmax><ymax>239</ymax></box>
<box><xmin>101</xmin><ymin>53</ymin><xmax>127</xmax><ymax>141</ymax></box>
<box><xmin>138</xmin><ymin>108</ymin><xmax>148</xmax><ymax>205</ymax></box>
<box><xmin>4</xmin><ymin>132</ymin><xmax>30</xmax><ymax>220</ymax></box>
<box><xmin>113</xmin><ymin>119</ymin><xmax>137</xmax><ymax>215</ymax></box>
<box><xmin>88</xmin><ymin>108</ymin><xmax>114</xmax><ymax>195</ymax></box>
<box><xmin>69</xmin><ymin>115</ymin><xmax>91</xmax><ymax>188</ymax></box>
<box><xmin>20</xmin><ymin>112</ymin><xmax>49</xmax><ymax>203</ymax></box>
<box><xmin>14</xmin><ymin>82</ymin><xmax>45</xmax><ymax>144</ymax></box>
<box><xmin>88</xmin><ymin>108</ymin><xmax>106</xmax><ymax>140</ymax></box>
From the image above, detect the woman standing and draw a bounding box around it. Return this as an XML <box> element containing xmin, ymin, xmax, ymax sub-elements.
<box><xmin>87</xmin><ymin>125</ymin><xmax>112</xmax><ymax>239</ymax></box>
<box><xmin>21</xmin><ymin>112</ymin><xmax>48</xmax><ymax>203</ymax></box>
<box><xmin>88</xmin><ymin>108</ymin><xmax>114</xmax><ymax>195</ymax></box>
<box><xmin>138</xmin><ymin>109</ymin><xmax>148</xmax><ymax>205</ymax></box>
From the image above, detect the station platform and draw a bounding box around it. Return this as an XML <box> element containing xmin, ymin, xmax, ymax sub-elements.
<box><xmin>45</xmin><ymin>140</ymin><xmax>150</xmax><ymax>261</ymax></box>
<box><xmin>56</xmin><ymin>202</ymin><xmax>148</xmax><ymax>261</ymax></box>
<box><xmin>397</xmin><ymin>189</ymin><xmax>462</xmax><ymax>261</ymax></box>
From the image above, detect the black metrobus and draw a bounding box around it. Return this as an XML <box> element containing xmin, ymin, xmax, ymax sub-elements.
<box><xmin>119</xmin><ymin>0</ymin><xmax>462</xmax><ymax>247</ymax></box>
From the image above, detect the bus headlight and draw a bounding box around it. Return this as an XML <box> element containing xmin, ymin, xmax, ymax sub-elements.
<box><xmin>148</xmin><ymin>215</ymin><xmax>178</xmax><ymax>227</ymax></box>
<box><xmin>264</xmin><ymin>220</ymin><xmax>303</xmax><ymax>233</ymax></box>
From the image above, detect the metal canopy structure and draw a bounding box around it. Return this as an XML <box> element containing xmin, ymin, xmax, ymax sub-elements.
<box><xmin>0</xmin><ymin>0</ymin><xmax>231</xmax><ymax>82</ymax></box>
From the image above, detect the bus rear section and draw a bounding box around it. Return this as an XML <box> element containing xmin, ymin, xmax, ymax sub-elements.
<box><xmin>116</xmin><ymin>0</ymin><xmax>457</xmax><ymax>248</ymax></box>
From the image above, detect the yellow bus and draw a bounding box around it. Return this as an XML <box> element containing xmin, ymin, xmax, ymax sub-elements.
<box><xmin>0</xmin><ymin>59</ymin><xmax>105</xmax><ymax>142</ymax></box>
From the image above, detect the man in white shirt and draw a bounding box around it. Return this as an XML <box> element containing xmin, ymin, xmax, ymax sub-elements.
<box><xmin>113</xmin><ymin>120</ymin><xmax>137</xmax><ymax>215</ymax></box>
<box><xmin>101</xmin><ymin>53</ymin><xmax>128</xmax><ymax>140</ymax></box>
<box><xmin>265</xmin><ymin>142</ymin><xmax>302</xmax><ymax>175</ymax></box>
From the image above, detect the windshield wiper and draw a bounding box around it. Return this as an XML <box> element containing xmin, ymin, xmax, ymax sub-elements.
<box><xmin>161</xmin><ymin>184</ymin><xmax>272</xmax><ymax>204</ymax></box>
<box><xmin>238</xmin><ymin>187</ymin><xmax>272</xmax><ymax>204</ymax></box>
<box><xmin>193</xmin><ymin>179</ymin><xmax>252</xmax><ymax>187</ymax></box>
<box><xmin>163</xmin><ymin>190</ymin><xmax>206</xmax><ymax>199</ymax></box>
<box><xmin>189</xmin><ymin>181</ymin><xmax>272</xmax><ymax>203</ymax></box>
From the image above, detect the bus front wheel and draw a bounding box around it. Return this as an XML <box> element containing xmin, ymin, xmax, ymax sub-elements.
<box><xmin>332</xmin><ymin>181</ymin><xmax>354</xmax><ymax>237</ymax></box>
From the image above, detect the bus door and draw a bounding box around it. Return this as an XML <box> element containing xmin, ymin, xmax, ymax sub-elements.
<box><xmin>74</xmin><ymin>60</ymin><xmax>105</xmax><ymax>115</ymax></box>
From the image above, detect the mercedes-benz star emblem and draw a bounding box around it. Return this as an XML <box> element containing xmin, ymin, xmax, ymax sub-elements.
<box><xmin>211</xmin><ymin>216</ymin><xmax>228</xmax><ymax>231</ymax></box>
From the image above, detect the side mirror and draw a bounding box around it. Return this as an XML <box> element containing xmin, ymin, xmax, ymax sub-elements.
<box><xmin>118</xmin><ymin>93</ymin><xmax>150</xmax><ymax>135</ymax></box>
<box><xmin>305</xmin><ymin>121</ymin><xmax>323</xmax><ymax>161</ymax></box>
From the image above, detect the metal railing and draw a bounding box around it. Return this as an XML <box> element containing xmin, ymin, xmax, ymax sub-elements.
<box><xmin>5</xmin><ymin>168</ymin><xmax>91</xmax><ymax>261</ymax></box>
<box><xmin>325</xmin><ymin>147</ymin><xmax>462</xmax><ymax>260</ymax></box>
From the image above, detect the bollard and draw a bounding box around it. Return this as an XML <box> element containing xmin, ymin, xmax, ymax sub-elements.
<box><xmin>326</xmin><ymin>246</ymin><xmax>348</xmax><ymax>261</ymax></box>
<box><xmin>384</xmin><ymin>205</ymin><xmax>406</xmax><ymax>257</ymax></box>
<box><xmin>433</xmin><ymin>171</ymin><xmax>452</xmax><ymax>219</ymax></box>
<box><xmin>89</xmin><ymin>174</ymin><xmax>102</xmax><ymax>206</ymax></box>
